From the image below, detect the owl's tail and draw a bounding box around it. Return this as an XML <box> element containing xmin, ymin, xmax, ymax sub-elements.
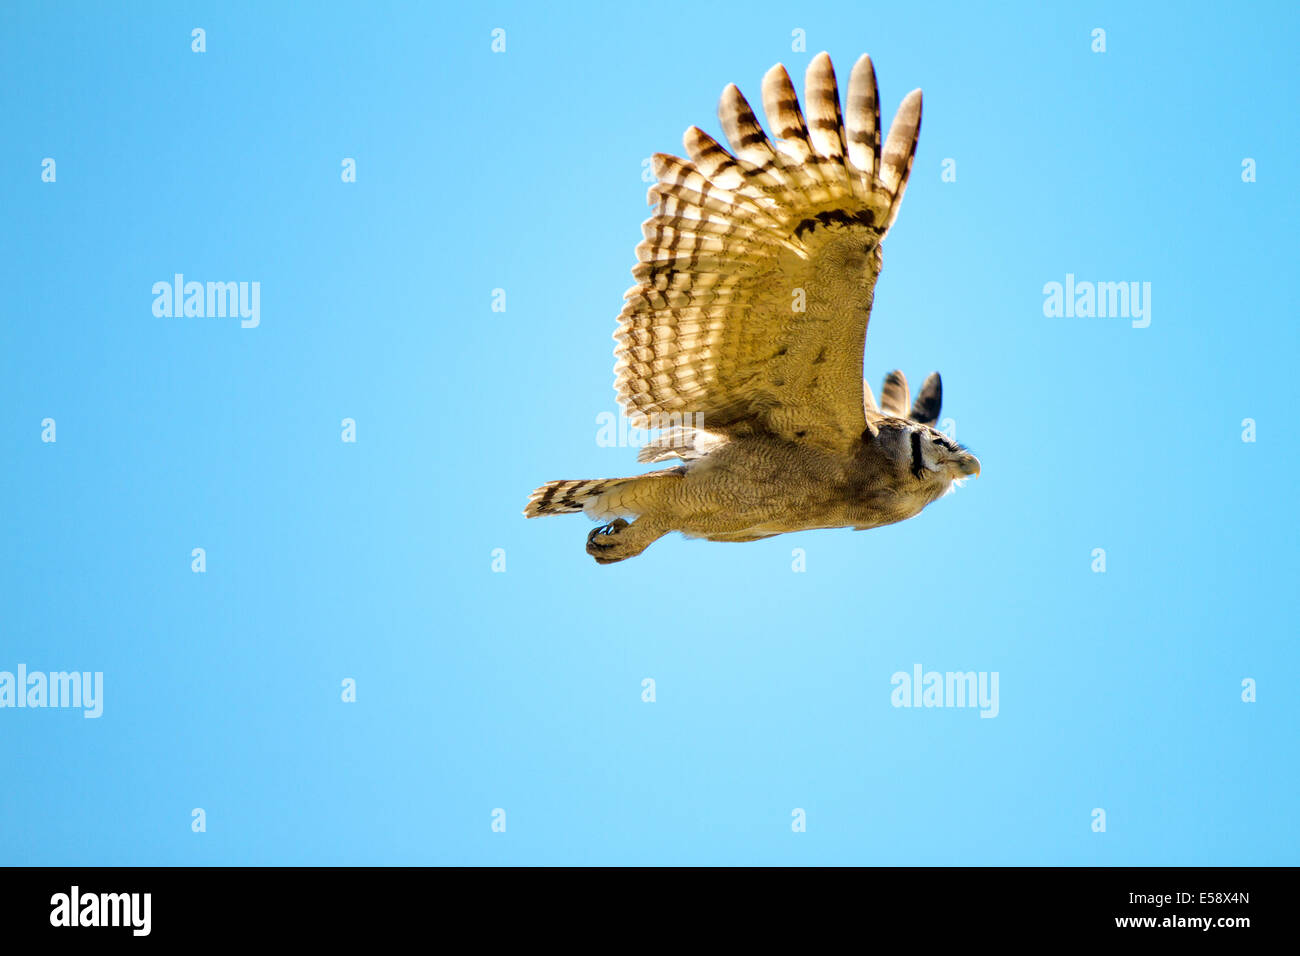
<box><xmin>523</xmin><ymin>477</ymin><xmax>634</xmax><ymax>518</ymax></box>
<box><xmin>524</xmin><ymin>469</ymin><xmax>680</xmax><ymax>519</ymax></box>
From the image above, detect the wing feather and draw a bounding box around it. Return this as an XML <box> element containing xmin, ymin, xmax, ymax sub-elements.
<box><xmin>802</xmin><ymin>52</ymin><xmax>852</xmax><ymax>196</ymax></box>
<box><xmin>879</xmin><ymin>88</ymin><xmax>923</xmax><ymax>230</ymax></box>
<box><xmin>613</xmin><ymin>52</ymin><xmax>923</xmax><ymax>452</ymax></box>
<box><xmin>845</xmin><ymin>55</ymin><xmax>881</xmax><ymax>189</ymax></box>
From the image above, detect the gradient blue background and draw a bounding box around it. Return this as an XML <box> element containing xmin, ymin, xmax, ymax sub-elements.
<box><xmin>2</xmin><ymin>1</ymin><xmax>1296</xmax><ymax>865</ymax></box>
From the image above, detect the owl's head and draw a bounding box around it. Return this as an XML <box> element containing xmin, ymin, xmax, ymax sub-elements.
<box><xmin>862</xmin><ymin>370</ymin><xmax>980</xmax><ymax>490</ymax></box>
<box><xmin>869</xmin><ymin>418</ymin><xmax>980</xmax><ymax>487</ymax></box>
<box><xmin>909</xmin><ymin>423</ymin><xmax>981</xmax><ymax>483</ymax></box>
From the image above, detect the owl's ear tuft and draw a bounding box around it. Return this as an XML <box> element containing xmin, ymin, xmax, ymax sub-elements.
<box><xmin>880</xmin><ymin>370</ymin><xmax>910</xmax><ymax>416</ymax></box>
<box><xmin>909</xmin><ymin>372</ymin><xmax>942</xmax><ymax>425</ymax></box>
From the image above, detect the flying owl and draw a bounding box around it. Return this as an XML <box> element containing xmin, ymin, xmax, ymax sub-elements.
<box><xmin>525</xmin><ymin>51</ymin><xmax>980</xmax><ymax>564</ymax></box>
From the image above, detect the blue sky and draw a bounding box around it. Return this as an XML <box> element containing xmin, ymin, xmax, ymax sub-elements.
<box><xmin>1</xmin><ymin>1</ymin><xmax>1296</xmax><ymax>865</ymax></box>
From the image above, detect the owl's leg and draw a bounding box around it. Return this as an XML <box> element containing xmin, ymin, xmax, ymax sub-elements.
<box><xmin>585</xmin><ymin>517</ymin><xmax>668</xmax><ymax>564</ymax></box>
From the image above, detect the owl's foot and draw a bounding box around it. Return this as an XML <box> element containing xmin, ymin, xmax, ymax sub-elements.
<box><xmin>585</xmin><ymin>518</ymin><xmax>664</xmax><ymax>564</ymax></box>
<box><xmin>586</xmin><ymin>519</ymin><xmax>630</xmax><ymax>564</ymax></box>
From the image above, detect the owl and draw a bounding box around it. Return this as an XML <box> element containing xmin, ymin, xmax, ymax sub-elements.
<box><xmin>525</xmin><ymin>51</ymin><xmax>980</xmax><ymax>563</ymax></box>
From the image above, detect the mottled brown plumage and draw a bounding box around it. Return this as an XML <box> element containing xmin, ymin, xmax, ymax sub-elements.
<box><xmin>525</xmin><ymin>52</ymin><xmax>979</xmax><ymax>563</ymax></box>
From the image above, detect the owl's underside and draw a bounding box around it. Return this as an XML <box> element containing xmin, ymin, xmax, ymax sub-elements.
<box><xmin>524</xmin><ymin>51</ymin><xmax>980</xmax><ymax>563</ymax></box>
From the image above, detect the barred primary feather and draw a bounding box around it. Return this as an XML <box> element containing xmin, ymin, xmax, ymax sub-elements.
<box><xmin>845</xmin><ymin>54</ymin><xmax>881</xmax><ymax>184</ymax></box>
<box><xmin>880</xmin><ymin>88</ymin><xmax>923</xmax><ymax>230</ymax></box>
<box><xmin>761</xmin><ymin>64</ymin><xmax>813</xmax><ymax>171</ymax></box>
<box><xmin>802</xmin><ymin>52</ymin><xmax>852</xmax><ymax>195</ymax></box>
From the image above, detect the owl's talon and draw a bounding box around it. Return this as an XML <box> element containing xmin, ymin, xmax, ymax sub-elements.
<box><xmin>587</xmin><ymin>519</ymin><xmax>629</xmax><ymax>546</ymax></box>
<box><xmin>586</xmin><ymin>519</ymin><xmax>633</xmax><ymax>561</ymax></box>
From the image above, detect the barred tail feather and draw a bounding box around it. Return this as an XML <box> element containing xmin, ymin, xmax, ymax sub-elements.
<box><xmin>524</xmin><ymin>479</ymin><xmax>620</xmax><ymax>518</ymax></box>
<box><xmin>525</xmin><ymin>467</ymin><xmax>685</xmax><ymax>519</ymax></box>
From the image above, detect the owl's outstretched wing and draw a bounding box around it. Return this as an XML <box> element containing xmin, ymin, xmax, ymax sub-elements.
<box><xmin>614</xmin><ymin>52</ymin><xmax>921</xmax><ymax>454</ymax></box>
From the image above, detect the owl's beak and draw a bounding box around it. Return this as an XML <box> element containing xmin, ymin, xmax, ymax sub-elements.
<box><xmin>956</xmin><ymin>454</ymin><xmax>981</xmax><ymax>478</ymax></box>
